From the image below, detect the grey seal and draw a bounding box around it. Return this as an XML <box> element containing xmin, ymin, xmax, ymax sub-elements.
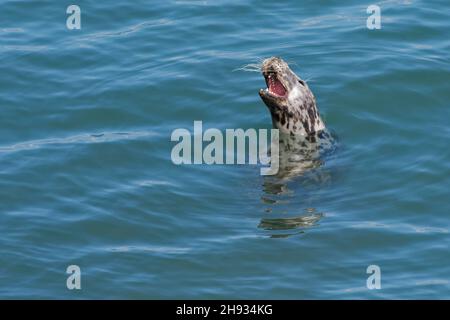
<box><xmin>259</xmin><ymin>56</ymin><xmax>327</xmax><ymax>140</ymax></box>
<box><xmin>258</xmin><ymin>56</ymin><xmax>335</xmax><ymax>178</ymax></box>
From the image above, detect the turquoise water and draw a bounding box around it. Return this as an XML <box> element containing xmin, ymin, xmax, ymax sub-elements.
<box><xmin>1</xmin><ymin>0</ymin><xmax>449</xmax><ymax>299</ymax></box>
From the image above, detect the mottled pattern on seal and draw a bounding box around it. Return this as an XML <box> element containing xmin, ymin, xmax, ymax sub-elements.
<box><xmin>259</xmin><ymin>57</ymin><xmax>326</xmax><ymax>137</ymax></box>
<box><xmin>258</xmin><ymin>57</ymin><xmax>336</xmax><ymax>179</ymax></box>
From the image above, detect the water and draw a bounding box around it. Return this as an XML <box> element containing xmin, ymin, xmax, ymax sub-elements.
<box><xmin>1</xmin><ymin>0</ymin><xmax>449</xmax><ymax>299</ymax></box>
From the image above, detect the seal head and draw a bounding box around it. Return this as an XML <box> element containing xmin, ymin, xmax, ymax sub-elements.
<box><xmin>259</xmin><ymin>57</ymin><xmax>326</xmax><ymax>137</ymax></box>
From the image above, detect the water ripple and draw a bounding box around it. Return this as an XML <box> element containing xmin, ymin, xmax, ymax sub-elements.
<box><xmin>0</xmin><ymin>131</ymin><xmax>158</xmax><ymax>154</ymax></box>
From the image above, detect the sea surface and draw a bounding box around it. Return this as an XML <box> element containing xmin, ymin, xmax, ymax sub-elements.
<box><xmin>1</xmin><ymin>0</ymin><xmax>449</xmax><ymax>299</ymax></box>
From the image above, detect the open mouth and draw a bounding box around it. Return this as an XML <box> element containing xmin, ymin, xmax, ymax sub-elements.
<box><xmin>263</xmin><ymin>72</ymin><xmax>287</xmax><ymax>97</ymax></box>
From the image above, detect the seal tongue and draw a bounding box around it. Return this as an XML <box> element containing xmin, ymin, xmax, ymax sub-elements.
<box><xmin>269</xmin><ymin>75</ymin><xmax>286</xmax><ymax>96</ymax></box>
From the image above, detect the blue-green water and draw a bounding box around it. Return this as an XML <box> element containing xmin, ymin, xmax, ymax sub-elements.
<box><xmin>1</xmin><ymin>0</ymin><xmax>449</xmax><ymax>299</ymax></box>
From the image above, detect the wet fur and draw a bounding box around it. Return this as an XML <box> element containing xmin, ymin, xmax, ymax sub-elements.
<box><xmin>258</xmin><ymin>57</ymin><xmax>335</xmax><ymax>179</ymax></box>
<box><xmin>259</xmin><ymin>57</ymin><xmax>326</xmax><ymax>137</ymax></box>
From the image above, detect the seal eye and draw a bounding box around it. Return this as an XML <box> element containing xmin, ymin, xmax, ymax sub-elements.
<box><xmin>298</xmin><ymin>79</ymin><xmax>305</xmax><ymax>86</ymax></box>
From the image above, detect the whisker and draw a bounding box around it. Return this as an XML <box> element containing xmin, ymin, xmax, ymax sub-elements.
<box><xmin>285</xmin><ymin>59</ymin><xmax>298</xmax><ymax>67</ymax></box>
<box><xmin>233</xmin><ymin>62</ymin><xmax>263</xmax><ymax>73</ymax></box>
<box><xmin>302</xmin><ymin>76</ymin><xmax>316</xmax><ymax>83</ymax></box>
<box><xmin>256</xmin><ymin>56</ymin><xmax>266</xmax><ymax>64</ymax></box>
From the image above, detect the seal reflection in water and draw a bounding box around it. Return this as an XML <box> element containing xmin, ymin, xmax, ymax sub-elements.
<box><xmin>257</xmin><ymin>57</ymin><xmax>336</xmax><ymax>237</ymax></box>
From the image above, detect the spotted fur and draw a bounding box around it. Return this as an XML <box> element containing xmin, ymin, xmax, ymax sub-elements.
<box><xmin>259</xmin><ymin>57</ymin><xmax>325</xmax><ymax>137</ymax></box>
<box><xmin>258</xmin><ymin>57</ymin><xmax>337</xmax><ymax>179</ymax></box>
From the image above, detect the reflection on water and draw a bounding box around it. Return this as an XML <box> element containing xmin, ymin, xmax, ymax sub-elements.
<box><xmin>259</xmin><ymin>209</ymin><xmax>324</xmax><ymax>230</ymax></box>
<box><xmin>259</xmin><ymin>209</ymin><xmax>324</xmax><ymax>239</ymax></box>
<box><xmin>259</xmin><ymin>134</ymin><xmax>335</xmax><ymax>238</ymax></box>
